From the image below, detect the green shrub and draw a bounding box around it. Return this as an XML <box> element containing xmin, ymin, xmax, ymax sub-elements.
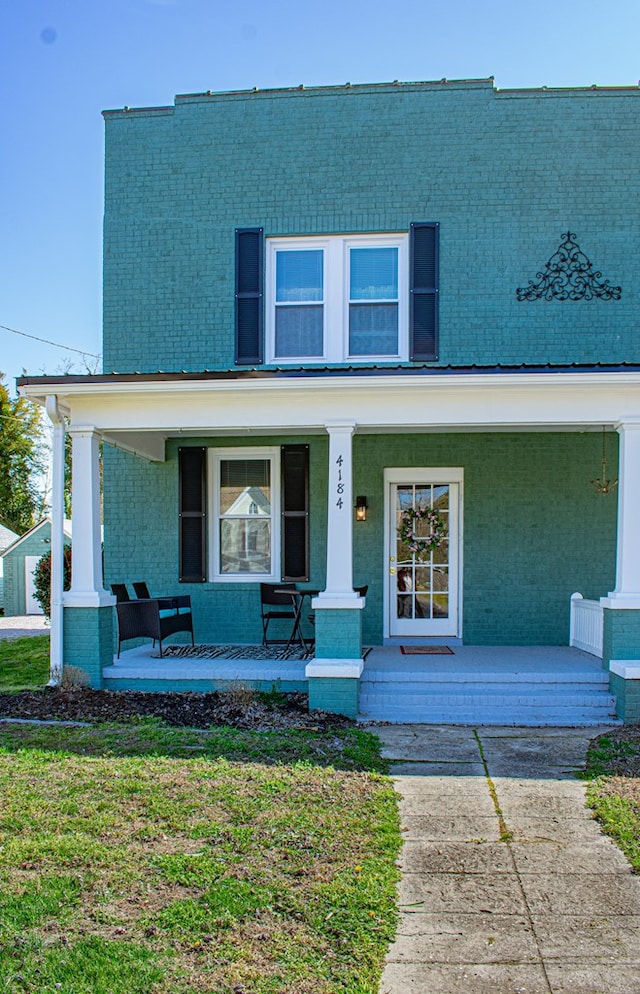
<box><xmin>33</xmin><ymin>546</ymin><xmax>72</xmax><ymax>619</ymax></box>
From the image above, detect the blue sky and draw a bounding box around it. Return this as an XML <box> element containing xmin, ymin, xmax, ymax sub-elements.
<box><xmin>2</xmin><ymin>0</ymin><xmax>640</xmax><ymax>393</ymax></box>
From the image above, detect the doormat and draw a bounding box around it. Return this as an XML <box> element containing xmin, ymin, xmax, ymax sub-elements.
<box><xmin>160</xmin><ymin>644</ymin><xmax>313</xmax><ymax>661</ymax></box>
<box><xmin>400</xmin><ymin>645</ymin><xmax>454</xmax><ymax>655</ymax></box>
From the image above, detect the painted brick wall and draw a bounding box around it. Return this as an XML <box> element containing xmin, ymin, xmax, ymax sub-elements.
<box><xmin>314</xmin><ymin>608</ymin><xmax>363</xmax><ymax>659</ymax></box>
<box><xmin>603</xmin><ymin>609</ymin><xmax>640</xmax><ymax>665</ymax></box>
<box><xmin>64</xmin><ymin>606</ymin><xmax>114</xmax><ymax>688</ymax></box>
<box><xmin>103</xmin><ymin>80</ymin><xmax>640</xmax><ymax>372</ymax></box>
<box><xmin>104</xmin><ymin>430</ymin><xmax>616</xmax><ymax>648</ymax></box>
<box><xmin>308</xmin><ymin>677</ymin><xmax>360</xmax><ymax>719</ymax></box>
<box><xmin>610</xmin><ymin>673</ymin><xmax>640</xmax><ymax>725</ymax></box>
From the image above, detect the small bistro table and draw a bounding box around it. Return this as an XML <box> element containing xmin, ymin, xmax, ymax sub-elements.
<box><xmin>283</xmin><ymin>588</ymin><xmax>320</xmax><ymax>652</ymax></box>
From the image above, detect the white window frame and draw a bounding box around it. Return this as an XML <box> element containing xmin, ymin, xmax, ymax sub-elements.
<box><xmin>208</xmin><ymin>447</ymin><xmax>281</xmax><ymax>583</ymax></box>
<box><xmin>266</xmin><ymin>233</ymin><xmax>409</xmax><ymax>364</ymax></box>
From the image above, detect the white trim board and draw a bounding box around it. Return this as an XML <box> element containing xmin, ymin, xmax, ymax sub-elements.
<box><xmin>610</xmin><ymin>661</ymin><xmax>640</xmax><ymax>680</ymax></box>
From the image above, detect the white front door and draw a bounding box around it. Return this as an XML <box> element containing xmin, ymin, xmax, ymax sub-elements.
<box><xmin>386</xmin><ymin>469</ymin><xmax>462</xmax><ymax>638</ymax></box>
<box><xmin>25</xmin><ymin>555</ymin><xmax>44</xmax><ymax>615</ymax></box>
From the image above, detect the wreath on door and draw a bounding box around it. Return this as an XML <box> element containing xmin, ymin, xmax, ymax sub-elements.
<box><xmin>399</xmin><ymin>505</ymin><xmax>447</xmax><ymax>559</ymax></box>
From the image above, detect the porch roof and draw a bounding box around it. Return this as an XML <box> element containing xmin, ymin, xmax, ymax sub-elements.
<box><xmin>18</xmin><ymin>363</ymin><xmax>640</xmax><ymax>463</ymax></box>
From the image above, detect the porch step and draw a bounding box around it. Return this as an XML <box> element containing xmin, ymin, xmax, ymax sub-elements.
<box><xmin>359</xmin><ymin>673</ymin><xmax>618</xmax><ymax>725</ymax></box>
<box><xmin>362</xmin><ymin>665</ymin><xmax>611</xmax><ymax>685</ymax></box>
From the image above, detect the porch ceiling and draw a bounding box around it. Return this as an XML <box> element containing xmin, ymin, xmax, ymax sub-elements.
<box><xmin>19</xmin><ymin>370</ymin><xmax>640</xmax><ymax>461</ymax></box>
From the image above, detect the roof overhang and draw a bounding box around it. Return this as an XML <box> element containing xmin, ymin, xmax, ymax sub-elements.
<box><xmin>19</xmin><ymin>369</ymin><xmax>640</xmax><ymax>462</ymax></box>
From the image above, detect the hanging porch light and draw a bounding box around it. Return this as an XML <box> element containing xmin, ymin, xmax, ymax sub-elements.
<box><xmin>591</xmin><ymin>426</ymin><xmax>618</xmax><ymax>495</ymax></box>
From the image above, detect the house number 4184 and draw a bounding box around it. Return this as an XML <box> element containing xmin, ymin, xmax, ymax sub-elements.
<box><xmin>336</xmin><ymin>455</ymin><xmax>345</xmax><ymax>508</ymax></box>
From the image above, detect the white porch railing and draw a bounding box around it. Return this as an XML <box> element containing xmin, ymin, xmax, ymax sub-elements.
<box><xmin>569</xmin><ymin>592</ymin><xmax>603</xmax><ymax>658</ymax></box>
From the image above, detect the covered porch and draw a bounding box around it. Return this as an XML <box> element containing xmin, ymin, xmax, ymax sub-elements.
<box><xmin>101</xmin><ymin>641</ymin><xmax>617</xmax><ymax>726</ymax></box>
<box><xmin>18</xmin><ymin>366</ymin><xmax>640</xmax><ymax>724</ymax></box>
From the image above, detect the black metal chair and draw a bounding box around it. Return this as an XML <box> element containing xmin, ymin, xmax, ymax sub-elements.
<box><xmin>132</xmin><ymin>582</ymin><xmax>151</xmax><ymax>599</ymax></box>
<box><xmin>260</xmin><ymin>582</ymin><xmax>297</xmax><ymax>646</ymax></box>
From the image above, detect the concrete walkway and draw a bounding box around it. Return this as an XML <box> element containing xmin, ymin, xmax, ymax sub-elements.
<box><xmin>371</xmin><ymin>724</ymin><xmax>640</xmax><ymax>994</ymax></box>
<box><xmin>0</xmin><ymin>615</ymin><xmax>49</xmax><ymax>640</ymax></box>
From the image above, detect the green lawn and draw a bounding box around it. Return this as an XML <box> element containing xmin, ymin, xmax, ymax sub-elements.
<box><xmin>584</xmin><ymin>730</ymin><xmax>640</xmax><ymax>873</ymax></box>
<box><xmin>0</xmin><ymin>634</ymin><xmax>50</xmax><ymax>691</ymax></box>
<box><xmin>0</xmin><ymin>719</ymin><xmax>401</xmax><ymax>994</ymax></box>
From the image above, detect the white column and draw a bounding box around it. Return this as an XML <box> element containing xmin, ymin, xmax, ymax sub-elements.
<box><xmin>601</xmin><ymin>417</ymin><xmax>640</xmax><ymax>609</ymax></box>
<box><xmin>317</xmin><ymin>420</ymin><xmax>357</xmax><ymax>602</ymax></box>
<box><xmin>45</xmin><ymin>396</ymin><xmax>65</xmax><ymax>684</ymax></box>
<box><xmin>65</xmin><ymin>426</ymin><xmax>113</xmax><ymax>607</ymax></box>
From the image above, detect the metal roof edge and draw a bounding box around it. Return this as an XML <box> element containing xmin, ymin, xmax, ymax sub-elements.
<box><xmin>17</xmin><ymin>361</ymin><xmax>640</xmax><ymax>388</ymax></box>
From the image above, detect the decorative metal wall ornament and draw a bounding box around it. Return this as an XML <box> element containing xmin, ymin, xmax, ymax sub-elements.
<box><xmin>516</xmin><ymin>232</ymin><xmax>622</xmax><ymax>302</ymax></box>
<box><xmin>590</xmin><ymin>426</ymin><xmax>618</xmax><ymax>495</ymax></box>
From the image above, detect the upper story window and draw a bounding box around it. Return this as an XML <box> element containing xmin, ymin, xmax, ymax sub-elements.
<box><xmin>235</xmin><ymin>223</ymin><xmax>438</xmax><ymax>367</ymax></box>
<box><xmin>275</xmin><ymin>248</ymin><xmax>324</xmax><ymax>357</ymax></box>
<box><xmin>266</xmin><ymin>234</ymin><xmax>409</xmax><ymax>363</ymax></box>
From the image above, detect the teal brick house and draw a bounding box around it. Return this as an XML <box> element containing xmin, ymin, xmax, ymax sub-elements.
<box><xmin>18</xmin><ymin>77</ymin><xmax>640</xmax><ymax>721</ymax></box>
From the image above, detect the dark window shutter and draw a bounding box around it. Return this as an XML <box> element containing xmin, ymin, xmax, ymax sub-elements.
<box><xmin>235</xmin><ymin>227</ymin><xmax>264</xmax><ymax>365</ymax></box>
<box><xmin>281</xmin><ymin>444</ymin><xmax>309</xmax><ymax>582</ymax></box>
<box><xmin>179</xmin><ymin>447</ymin><xmax>206</xmax><ymax>582</ymax></box>
<box><xmin>410</xmin><ymin>222</ymin><xmax>439</xmax><ymax>361</ymax></box>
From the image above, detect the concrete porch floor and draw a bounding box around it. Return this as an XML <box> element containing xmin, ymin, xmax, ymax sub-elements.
<box><xmin>102</xmin><ymin>643</ymin><xmax>618</xmax><ymax>725</ymax></box>
<box><xmin>102</xmin><ymin>643</ymin><xmax>602</xmax><ymax>683</ymax></box>
<box><xmin>102</xmin><ymin>642</ymin><xmax>309</xmax><ymax>692</ymax></box>
<box><xmin>364</xmin><ymin>643</ymin><xmax>603</xmax><ymax>676</ymax></box>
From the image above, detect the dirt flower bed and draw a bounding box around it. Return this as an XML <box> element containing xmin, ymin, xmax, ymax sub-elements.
<box><xmin>596</xmin><ymin>775</ymin><xmax>640</xmax><ymax>807</ymax></box>
<box><xmin>0</xmin><ymin>687</ymin><xmax>353</xmax><ymax>732</ymax></box>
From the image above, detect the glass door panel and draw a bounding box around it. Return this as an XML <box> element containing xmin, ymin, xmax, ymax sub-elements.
<box><xmin>389</xmin><ymin>477</ymin><xmax>459</xmax><ymax>637</ymax></box>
